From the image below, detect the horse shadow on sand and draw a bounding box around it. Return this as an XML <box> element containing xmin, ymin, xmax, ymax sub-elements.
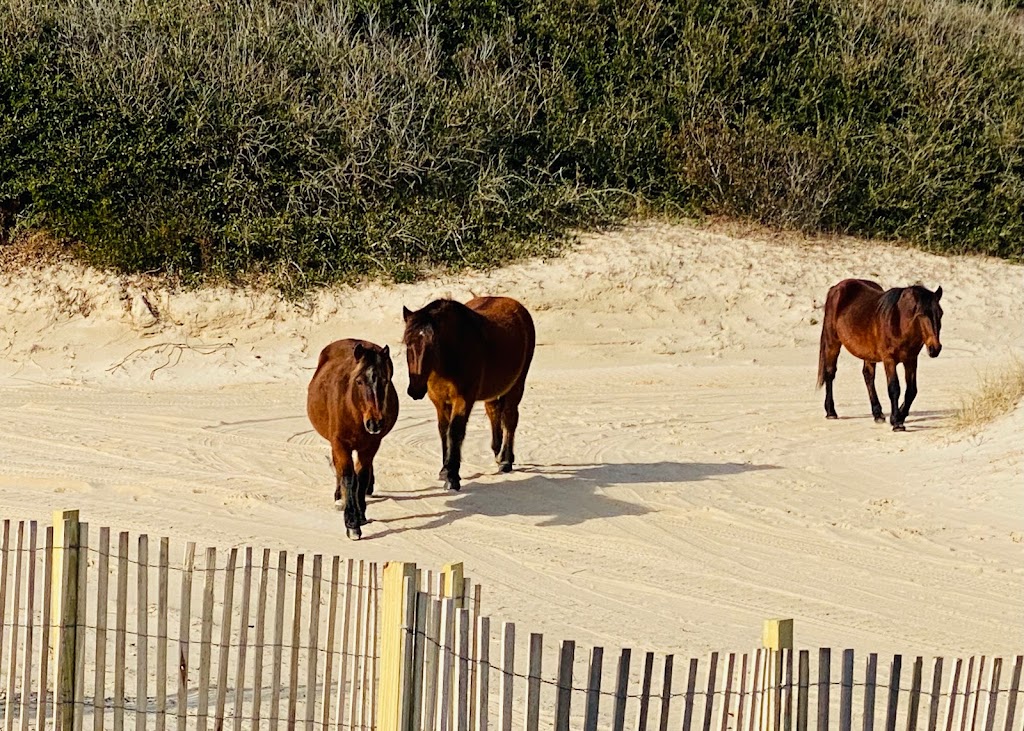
<box><xmin>369</xmin><ymin>460</ymin><xmax>778</xmax><ymax>538</ymax></box>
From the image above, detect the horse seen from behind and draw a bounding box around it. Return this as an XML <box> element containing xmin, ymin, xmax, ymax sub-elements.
<box><xmin>817</xmin><ymin>279</ymin><xmax>943</xmax><ymax>431</ymax></box>
<box><xmin>307</xmin><ymin>339</ymin><xmax>399</xmax><ymax>539</ymax></box>
<box><xmin>403</xmin><ymin>296</ymin><xmax>536</xmax><ymax>491</ymax></box>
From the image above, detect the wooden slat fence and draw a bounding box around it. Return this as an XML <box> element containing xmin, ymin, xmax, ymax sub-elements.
<box><xmin>0</xmin><ymin>516</ymin><xmax>383</xmax><ymax>730</ymax></box>
<box><xmin>0</xmin><ymin>515</ymin><xmax>1021</xmax><ymax>731</ymax></box>
<box><xmin>393</xmin><ymin>566</ymin><xmax>1022</xmax><ymax>731</ymax></box>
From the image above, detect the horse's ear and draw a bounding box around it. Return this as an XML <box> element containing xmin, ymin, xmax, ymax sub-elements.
<box><xmin>382</xmin><ymin>344</ymin><xmax>389</xmax><ymax>359</ymax></box>
<box><xmin>353</xmin><ymin>342</ymin><xmax>366</xmax><ymax>360</ymax></box>
<box><xmin>935</xmin><ymin>286</ymin><xmax>942</xmax><ymax>301</ymax></box>
<box><xmin>402</xmin><ymin>306</ymin><xmax>412</xmax><ymax>322</ymax></box>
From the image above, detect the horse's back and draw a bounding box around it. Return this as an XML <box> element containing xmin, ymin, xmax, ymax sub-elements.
<box><xmin>467</xmin><ymin>296</ymin><xmax>534</xmax><ymax>338</ymax></box>
<box><xmin>466</xmin><ymin>296</ymin><xmax>535</xmax><ymax>397</ymax></box>
<box><xmin>827</xmin><ymin>278</ymin><xmax>882</xmax><ymax>304</ymax></box>
<box><xmin>826</xmin><ymin>279</ymin><xmax>885</xmax><ymax>318</ymax></box>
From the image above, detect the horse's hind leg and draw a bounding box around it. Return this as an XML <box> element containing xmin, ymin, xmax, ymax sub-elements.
<box><xmin>883</xmin><ymin>359</ymin><xmax>904</xmax><ymax>432</ymax></box>
<box><xmin>498</xmin><ymin>403</ymin><xmax>519</xmax><ymax>473</ymax></box>
<box><xmin>498</xmin><ymin>380</ymin><xmax>526</xmax><ymax>473</ymax></box>
<box><xmin>822</xmin><ymin>342</ymin><xmax>841</xmax><ymax>419</ymax></box>
<box><xmin>485</xmin><ymin>399</ymin><xmax>504</xmax><ymax>462</ymax></box>
<box><xmin>862</xmin><ymin>361</ymin><xmax>885</xmax><ymax>423</ymax></box>
<box><xmin>818</xmin><ymin>298</ymin><xmax>842</xmax><ymax>419</ymax></box>
<box><xmin>355</xmin><ymin>444</ymin><xmax>378</xmax><ymax>529</ymax></box>
<box><xmin>361</xmin><ymin>457</ymin><xmax>376</xmax><ymax>497</ymax></box>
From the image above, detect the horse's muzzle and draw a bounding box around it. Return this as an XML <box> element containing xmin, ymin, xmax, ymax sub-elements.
<box><xmin>364</xmin><ymin>418</ymin><xmax>383</xmax><ymax>435</ymax></box>
<box><xmin>927</xmin><ymin>344</ymin><xmax>942</xmax><ymax>358</ymax></box>
<box><xmin>407</xmin><ymin>385</ymin><xmax>427</xmax><ymax>400</ymax></box>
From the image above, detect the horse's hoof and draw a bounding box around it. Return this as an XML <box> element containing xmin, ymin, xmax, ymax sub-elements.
<box><xmin>359</xmin><ymin>517</ymin><xmax>372</xmax><ymax>526</ymax></box>
<box><xmin>445</xmin><ymin>478</ymin><xmax>461</xmax><ymax>492</ymax></box>
<box><xmin>826</xmin><ymin>413</ymin><xmax>838</xmax><ymax>420</ymax></box>
<box><xmin>874</xmin><ymin>416</ymin><xmax>886</xmax><ymax>424</ymax></box>
<box><xmin>892</xmin><ymin>424</ymin><xmax>906</xmax><ymax>432</ymax></box>
<box><xmin>346</xmin><ymin>527</ymin><xmax>362</xmax><ymax>540</ymax></box>
<box><xmin>438</xmin><ymin>468</ymin><xmax>448</xmax><ymax>481</ymax></box>
<box><xmin>333</xmin><ymin>500</ymin><xmax>344</xmax><ymax>511</ymax></box>
<box><xmin>499</xmin><ymin>463</ymin><xmax>512</xmax><ymax>474</ymax></box>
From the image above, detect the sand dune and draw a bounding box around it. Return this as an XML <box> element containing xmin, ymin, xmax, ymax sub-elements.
<box><xmin>0</xmin><ymin>223</ymin><xmax>1020</xmax><ymax>657</ymax></box>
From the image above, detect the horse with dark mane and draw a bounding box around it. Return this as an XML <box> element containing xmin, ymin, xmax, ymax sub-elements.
<box><xmin>307</xmin><ymin>339</ymin><xmax>399</xmax><ymax>539</ymax></box>
<box><xmin>402</xmin><ymin>296</ymin><xmax>535</xmax><ymax>491</ymax></box>
<box><xmin>817</xmin><ymin>279</ymin><xmax>944</xmax><ymax>431</ymax></box>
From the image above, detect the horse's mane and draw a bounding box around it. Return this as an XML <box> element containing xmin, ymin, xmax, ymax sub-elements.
<box><xmin>877</xmin><ymin>287</ymin><xmax>904</xmax><ymax>323</ymax></box>
<box><xmin>877</xmin><ymin>285</ymin><xmax>936</xmax><ymax>324</ymax></box>
<box><xmin>403</xmin><ymin>299</ymin><xmax>478</xmax><ymax>342</ymax></box>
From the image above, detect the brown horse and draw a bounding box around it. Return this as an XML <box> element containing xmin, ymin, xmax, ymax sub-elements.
<box><xmin>307</xmin><ymin>339</ymin><xmax>399</xmax><ymax>539</ymax></box>
<box><xmin>817</xmin><ymin>279</ymin><xmax>944</xmax><ymax>431</ymax></box>
<box><xmin>402</xmin><ymin>296</ymin><xmax>535</xmax><ymax>491</ymax></box>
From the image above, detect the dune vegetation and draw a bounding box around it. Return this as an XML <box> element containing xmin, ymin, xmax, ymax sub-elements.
<box><xmin>1</xmin><ymin>0</ymin><xmax>1022</xmax><ymax>287</ymax></box>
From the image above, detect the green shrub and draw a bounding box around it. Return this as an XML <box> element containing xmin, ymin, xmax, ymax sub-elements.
<box><xmin>0</xmin><ymin>0</ymin><xmax>1021</xmax><ymax>286</ymax></box>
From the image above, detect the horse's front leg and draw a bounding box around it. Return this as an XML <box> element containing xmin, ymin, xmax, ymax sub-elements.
<box><xmin>443</xmin><ymin>397</ymin><xmax>473</xmax><ymax>492</ymax></box>
<box><xmin>883</xmin><ymin>360</ymin><xmax>904</xmax><ymax>432</ymax></box>
<box><xmin>897</xmin><ymin>357</ymin><xmax>919</xmax><ymax>427</ymax></box>
<box><xmin>434</xmin><ymin>399</ymin><xmax>451</xmax><ymax>480</ymax></box>
<box><xmin>331</xmin><ymin>442</ymin><xmax>361</xmax><ymax>538</ymax></box>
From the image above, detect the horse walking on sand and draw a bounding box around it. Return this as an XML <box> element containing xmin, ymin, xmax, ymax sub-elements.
<box><xmin>817</xmin><ymin>279</ymin><xmax>944</xmax><ymax>431</ymax></box>
<box><xmin>307</xmin><ymin>339</ymin><xmax>399</xmax><ymax>539</ymax></box>
<box><xmin>402</xmin><ymin>296</ymin><xmax>535</xmax><ymax>491</ymax></box>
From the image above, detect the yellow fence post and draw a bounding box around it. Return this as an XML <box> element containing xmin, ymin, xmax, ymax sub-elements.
<box><xmin>378</xmin><ymin>561</ymin><xmax>417</xmax><ymax>731</ymax></box>
<box><xmin>761</xmin><ymin>619</ymin><xmax>794</xmax><ymax>731</ymax></box>
<box><xmin>441</xmin><ymin>562</ymin><xmax>464</xmax><ymax>608</ymax></box>
<box><xmin>51</xmin><ymin>509</ymin><xmax>80</xmax><ymax>731</ymax></box>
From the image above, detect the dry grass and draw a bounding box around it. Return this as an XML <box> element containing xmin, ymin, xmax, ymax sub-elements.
<box><xmin>0</xmin><ymin>231</ymin><xmax>69</xmax><ymax>274</ymax></box>
<box><xmin>952</xmin><ymin>358</ymin><xmax>1024</xmax><ymax>431</ymax></box>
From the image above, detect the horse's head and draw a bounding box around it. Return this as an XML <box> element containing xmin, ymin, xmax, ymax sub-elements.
<box><xmin>402</xmin><ymin>305</ymin><xmax>436</xmax><ymax>400</ymax></box>
<box><xmin>913</xmin><ymin>285</ymin><xmax>944</xmax><ymax>357</ymax></box>
<box><xmin>352</xmin><ymin>343</ymin><xmax>393</xmax><ymax>434</ymax></box>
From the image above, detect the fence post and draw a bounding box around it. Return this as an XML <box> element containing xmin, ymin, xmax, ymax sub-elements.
<box><xmin>378</xmin><ymin>561</ymin><xmax>418</xmax><ymax>731</ymax></box>
<box><xmin>442</xmin><ymin>562</ymin><xmax>465</xmax><ymax>608</ymax></box>
<box><xmin>761</xmin><ymin>619</ymin><xmax>794</xmax><ymax>731</ymax></box>
<box><xmin>51</xmin><ymin>509</ymin><xmax>80</xmax><ymax>731</ymax></box>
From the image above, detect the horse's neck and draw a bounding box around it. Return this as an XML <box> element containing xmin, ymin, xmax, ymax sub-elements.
<box><xmin>882</xmin><ymin>306</ymin><xmax>925</xmax><ymax>345</ymax></box>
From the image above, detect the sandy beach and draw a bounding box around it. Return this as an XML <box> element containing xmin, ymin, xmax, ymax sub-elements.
<box><xmin>0</xmin><ymin>222</ymin><xmax>1020</xmax><ymax>658</ymax></box>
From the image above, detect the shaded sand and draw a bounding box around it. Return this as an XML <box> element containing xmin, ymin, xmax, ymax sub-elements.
<box><xmin>0</xmin><ymin>223</ymin><xmax>1021</xmax><ymax>657</ymax></box>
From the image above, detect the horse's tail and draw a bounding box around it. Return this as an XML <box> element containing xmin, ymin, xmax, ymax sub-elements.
<box><xmin>816</xmin><ymin>323</ymin><xmax>827</xmax><ymax>390</ymax></box>
<box><xmin>816</xmin><ymin>285</ymin><xmax>840</xmax><ymax>389</ymax></box>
